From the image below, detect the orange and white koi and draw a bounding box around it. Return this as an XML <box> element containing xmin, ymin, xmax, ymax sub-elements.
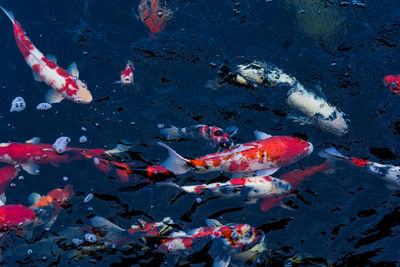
<box><xmin>0</xmin><ymin>7</ymin><xmax>93</xmax><ymax>104</ymax></box>
<box><xmin>161</xmin><ymin>124</ymin><xmax>238</xmax><ymax>149</ymax></box>
<box><xmin>29</xmin><ymin>184</ymin><xmax>73</xmax><ymax>227</ymax></box>
<box><xmin>319</xmin><ymin>147</ymin><xmax>400</xmax><ymax>186</ymax></box>
<box><xmin>116</xmin><ymin>61</ymin><xmax>135</xmax><ymax>85</ymax></box>
<box><xmin>176</xmin><ymin>176</ymin><xmax>291</xmax><ymax>202</ymax></box>
<box><xmin>0</xmin><ymin>137</ymin><xmax>130</xmax><ymax>175</ymax></box>
<box><xmin>158</xmin><ymin>131</ymin><xmax>313</xmax><ymax>176</ymax></box>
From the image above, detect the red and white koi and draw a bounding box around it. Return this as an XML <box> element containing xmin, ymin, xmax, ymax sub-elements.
<box><xmin>319</xmin><ymin>147</ymin><xmax>400</xmax><ymax>186</ymax></box>
<box><xmin>383</xmin><ymin>74</ymin><xmax>400</xmax><ymax>95</ymax></box>
<box><xmin>176</xmin><ymin>176</ymin><xmax>291</xmax><ymax>202</ymax></box>
<box><xmin>158</xmin><ymin>131</ymin><xmax>313</xmax><ymax>176</ymax></box>
<box><xmin>116</xmin><ymin>61</ymin><xmax>135</xmax><ymax>85</ymax></box>
<box><xmin>156</xmin><ymin>219</ymin><xmax>265</xmax><ymax>266</ymax></box>
<box><xmin>0</xmin><ymin>7</ymin><xmax>93</xmax><ymax>104</ymax></box>
<box><xmin>138</xmin><ymin>0</ymin><xmax>170</xmax><ymax>38</ymax></box>
<box><xmin>161</xmin><ymin>124</ymin><xmax>238</xmax><ymax>149</ymax></box>
<box><xmin>0</xmin><ymin>137</ymin><xmax>130</xmax><ymax>175</ymax></box>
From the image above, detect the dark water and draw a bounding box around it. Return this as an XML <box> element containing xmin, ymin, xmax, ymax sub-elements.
<box><xmin>0</xmin><ymin>0</ymin><xmax>399</xmax><ymax>266</ymax></box>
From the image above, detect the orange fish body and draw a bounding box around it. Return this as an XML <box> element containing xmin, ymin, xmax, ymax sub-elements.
<box><xmin>159</xmin><ymin>135</ymin><xmax>313</xmax><ymax>175</ymax></box>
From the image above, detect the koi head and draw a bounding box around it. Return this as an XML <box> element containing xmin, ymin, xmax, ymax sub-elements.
<box><xmin>269</xmin><ymin>177</ymin><xmax>292</xmax><ymax>194</ymax></box>
<box><xmin>73</xmin><ymin>79</ymin><xmax>93</xmax><ymax>104</ymax></box>
<box><xmin>315</xmin><ymin>110</ymin><xmax>348</xmax><ymax>136</ymax></box>
<box><xmin>120</xmin><ymin>64</ymin><xmax>135</xmax><ymax>85</ymax></box>
<box><xmin>31</xmin><ymin>184</ymin><xmax>73</xmax><ymax>210</ymax></box>
<box><xmin>228</xmin><ymin>224</ymin><xmax>264</xmax><ymax>252</ymax></box>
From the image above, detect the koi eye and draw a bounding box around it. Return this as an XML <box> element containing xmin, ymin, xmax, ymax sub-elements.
<box><xmin>74</xmin><ymin>98</ymin><xmax>83</xmax><ymax>104</ymax></box>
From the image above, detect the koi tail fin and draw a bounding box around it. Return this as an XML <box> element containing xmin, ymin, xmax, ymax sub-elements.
<box><xmin>318</xmin><ymin>147</ymin><xmax>349</xmax><ymax>161</ymax></box>
<box><xmin>0</xmin><ymin>7</ymin><xmax>15</xmax><ymax>24</ymax></box>
<box><xmin>157</xmin><ymin>142</ymin><xmax>190</xmax><ymax>175</ymax></box>
<box><xmin>105</xmin><ymin>143</ymin><xmax>132</xmax><ymax>156</ymax></box>
<box><xmin>160</xmin><ymin>126</ymin><xmax>181</xmax><ymax>140</ymax></box>
<box><xmin>90</xmin><ymin>216</ymin><xmax>125</xmax><ymax>232</ymax></box>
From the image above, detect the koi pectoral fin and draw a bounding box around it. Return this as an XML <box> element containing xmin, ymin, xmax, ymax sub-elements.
<box><xmin>45</xmin><ymin>89</ymin><xmax>64</xmax><ymax>104</ymax></box>
<box><xmin>21</xmin><ymin>162</ymin><xmax>40</xmax><ymax>175</ymax></box>
<box><xmin>32</xmin><ymin>71</ymin><xmax>43</xmax><ymax>82</ymax></box>
<box><xmin>256</xmin><ymin>168</ymin><xmax>279</xmax><ymax>176</ymax></box>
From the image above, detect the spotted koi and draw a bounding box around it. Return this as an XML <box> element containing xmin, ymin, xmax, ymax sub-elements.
<box><xmin>0</xmin><ymin>7</ymin><xmax>93</xmax><ymax>104</ymax></box>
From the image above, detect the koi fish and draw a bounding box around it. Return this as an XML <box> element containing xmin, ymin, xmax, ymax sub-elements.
<box><xmin>0</xmin><ymin>165</ymin><xmax>20</xmax><ymax>204</ymax></box>
<box><xmin>212</xmin><ymin>60</ymin><xmax>348</xmax><ymax>135</ymax></box>
<box><xmin>115</xmin><ymin>61</ymin><xmax>135</xmax><ymax>86</ymax></box>
<box><xmin>138</xmin><ymin>0</ymin><xmax>167</xmax><ymax>37</ymax></box>
<box><xmin>0</xmin><ymin>7</ymin><xmax>93</xmax><ymax>104</ymax></box>
<box><xmin>260</xmin><ymin>161</ymin><xmax>334</xmax><ymax>212</ymax></box>
<box><xmin>286</xmin><ymin>83</ymin><xmax>348</xmax><ymax>136</ymax></box>
<box><xmin>319</xmin><ymin>147</ymin><xmax>400</xmax><ymax>186</ymax></box>
<box><xmin>174</xmin><ymin>176</ymin><xmax>291</xmax><ymax>202</ymax></box>
<box><xmin>161</xmin><ymin>124</ymin><xmax>238</xmax><ymax>149</ymax></box>
<box><xmin>156</xmin><ymin>219</ymin><xmax>265</xmax><ymax>267</ymax></box>
<box><xmin>158</xmin><ymin>131</ymin><xmax>313</xmax><ymax>176</ymax></box>
<box><xmin>91</xmin><ymin>216</ymin><xmax>174</xmax><ymax>238</ymax></box>
<box><xmin>0</xmin><ymin>204</ymin><xmax>36</xmax><ymax>236</ymax></box>
<box><xmin>28</xmin><ymin>184</ymin><xmax>73</xmax><ymax>227</ymax></box>
<box><xmin>383</xmin><ymin>74</ymin><xmax>400</xmax><ymax>95</ymax></box>
<box><xmin>0</xmin><ymin>137</ymin><xmax>130</xmax><ymax>175</ymax></box>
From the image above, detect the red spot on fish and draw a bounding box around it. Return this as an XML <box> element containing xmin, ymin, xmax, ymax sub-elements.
<box><xmin>32</xmin><ymin>64</ymin><xmax>42</xmax><ymax>74</ymax></box>
<box><xmin>13</xmin><ymin>23</ymin><xmax>34</xmax><ymax>58</ymax></box>
<box><xmin>56</xmin><ymin>67</ymin><xmax>70</xmax><ymax>78</ymax></box>
<box><xmin>351</xmin><ymin>157</ymin><xmax>369</xmax><ymax>167</ymax></box>
<box><xmin>42</xmin><ymin>56</ymin><xmax>57</xmax><ymax>69</ymax></box>
<box><xmin>194</xmin><ymin>185</ymin><xmax>205</xmax><ymax>194</ymax></box>
<box><xmin>262</xmin><ymin>176</ymin><xmax>272</xmax><ymax>182</ymax></box>
<box><xmin>230</xmin><ymin>178</ymin><xmax>246</xmax><ymax>185</ymax></box>
<box><xmin>116</xmin><ymin>169</ymin><xmax>130</xmax><ymax>183</ymax></box>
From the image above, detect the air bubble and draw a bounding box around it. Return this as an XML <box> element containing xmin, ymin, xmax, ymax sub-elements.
<box><xmin>84</xmin><ymin>233</ymin><xmax>97</xmax><ymax>243</ymax></box>
<box><xmin>72</xmin><ymin>238</ymin><xmax>83</xmax><ymax>246</ymax></box>
<box><xmin>84</xmin><ymin>193</ymin><xmax>94</xmax><ymax>203</ymax></box>
<box><xmin>79</xmin><ymin>136</ymin><xmax>88</xmax><ymax>144</ymax></box>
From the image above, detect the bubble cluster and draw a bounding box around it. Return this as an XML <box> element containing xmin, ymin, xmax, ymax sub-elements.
<box><xmin>10</xmin><ymin>97</ymin><xmax>26</xmax><ymax>112</ymax></box>
<box><xmin>36</xmin><ymin>103</ymin><xmax>52</xmax><ymax>110</ymax></box>
<box><xmin>52</xmin><ymin>136</ymin><xmax>71</xmax><ymax>154</ymax></box>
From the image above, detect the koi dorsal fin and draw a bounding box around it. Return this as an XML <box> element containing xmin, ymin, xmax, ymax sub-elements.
<box><xmin>205</xmin><ymin>218</ymin><xmax>222</xmax><ymax>227</ymax></box>
<box><xmin>254</xmin><ymin>130</ymin><xmax>272</xmax><ymax>140</ymax></box>
<box><xmin>0</xmin><ymin>6</ymin><xmax>15</xmax><ymax>24</ymax></box>
<box><xmin>25</xmin><ymin>137</ymin><xmax>40</xmax><ymax>144</ymax></box>
<box><xmin>28</xmin><ymin>192</ymin><xmax>41</xmax><ymax>205</ymax></box>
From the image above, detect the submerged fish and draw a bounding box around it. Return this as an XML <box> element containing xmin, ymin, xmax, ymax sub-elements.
<box><xmin>383</xmin><ymin>74</ymin><xmax>400</xmax><ymax>95</ymax></box>
<box><xmin>160</xmin><ymin>124</ymin><xmax>238</xmax><ymax>149</ymax></box>
<box><xmin>156</xmin><ymin>219</ymin><xmax>265</xmax><ymax>267</ymax></box>
<box><xmin>0</xmin><ymin>7</ymin><xmax>93</xmax><ymax>104</ymax></box>
<box><xmin>260</xmin><ymin>161</ymin><xmax>334</xmax><ymax>212</ymax></box>
<box><xmin>116</xmin><ymin>61</ymin><xmax>135</xmax><ymax>86</ymax></box>
<box><xmin>175</xmin><ymin>176</ymin><xmax>291</xmax><ymax>202</ymax></box>
<box><xmin>138</xmin><ymin>0</ymin><xmax>170</xmax><ymax>37</ymax></box>
<box><xmin>159</xmin><ymin>131</ymin><xmax>313</xmax><ymax>176</ymax></box>
<box><xmin>319</xmin><ymin>147</ymin><xmax>400</xmax><ymax>186</ymax></box>
<box><xmin>213</xmin><ymin>60</ymin><xmax>348</xmax><ymax>135</ymax></box>
<box><xmin>0</xmin><ymin>137</ymin><xmax>130</xmax><ymax>175</ymax></box>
